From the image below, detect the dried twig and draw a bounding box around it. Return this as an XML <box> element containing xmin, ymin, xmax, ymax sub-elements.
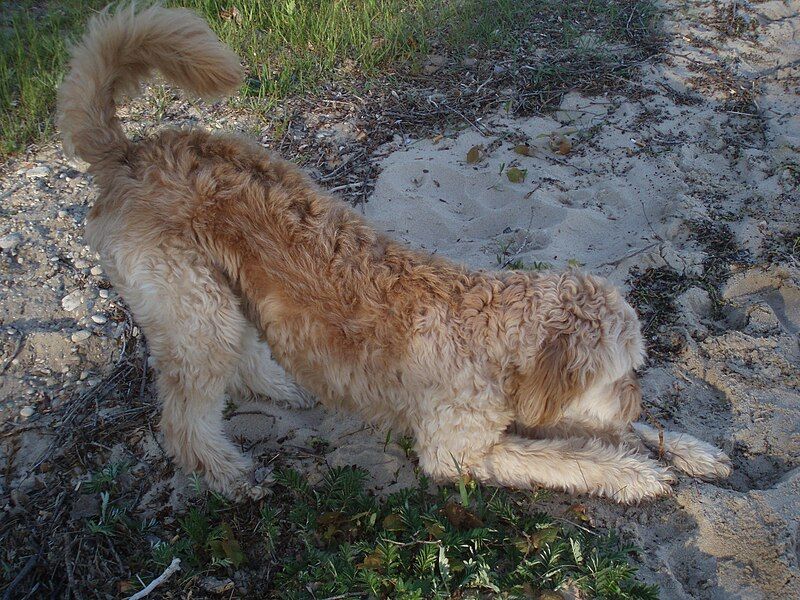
<box><xmin>1</xmin><ymin>549</ymin><xmax>40</xmax><ymax>600</ymax></box>
<box><xmin>127</xmin><ymin>557</ymin><xmax>181</xmax><ymax>600</ymax></box>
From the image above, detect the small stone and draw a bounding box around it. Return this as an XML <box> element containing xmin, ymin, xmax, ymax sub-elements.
<box><xmin>99</xmin><ymin>289</ymin><xmax>110</xmax><ymax>299</ymax></box>
<box><xmin>74</xmin><ymin>259</ymin><xmax>89</xmax><ymax>269</ymax></box>
<box><xmin>677</xmin><ymin>287</ymin><xmax>712</xmax><ymax>318</ymax></box>
<box><xmin>71</xmin><ymin>330</ymin><xmax>91</xmax><ymax>343</ymax></box>
<box><xmin>0</xmin><ymin>233</ymin><xmax>23</xmax><ymax>251</ymax></box>
<box><xmin>745</xmin><ymin>303</ymin><xmax>780</xmax><ymax>335</ymax></box>
<box><xmin>61</xmin><ymin>290</ymin><xmax>84</xmax><ymax>312</ymax></box>
<box><xmin>20</xmin><ymin>406</ymin><xmax>34</xmax><ymax>418</ymax></box>
<box><xmin>91</xmin><ymin>314</ymin><xmax>107</xmax><ymax>324</ymax></box>
<box><xmin>199</xmin><ymin>576</ymin><xmax>235</xmax><ymax>595</ymax></box>
<box><xmin>25</xmin><ymin>166</ymin><xmax>50</xmax><ymax>179</ymax></box>
<box><xmin>132</xmin><ymin>326</ymin><xmax>140</xmax><ymax>337</ymax></box>
<box><xmin>90</xmin><ymin>266</ymin><xmax>103</xmax><ymax>276</ymax></box>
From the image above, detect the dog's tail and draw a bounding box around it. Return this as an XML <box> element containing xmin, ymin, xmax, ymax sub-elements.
<box><xmin>57</xmin><ymin>3</ymin><xmax>243</xmax><ymax>165</ymax></box>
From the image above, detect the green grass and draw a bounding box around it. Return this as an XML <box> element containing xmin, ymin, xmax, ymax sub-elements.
<box><xmin>0</xmin><ymin>1</ymin><xmax>107</xmax><ymax>155</ymax></box>
<box><xmin>80</xmin><ymin>462</ymin><xmax>659</xmax><ymax>598</ymax></box>
<box><xmin>0</xmin><ymin>0</ymin><xmax>660</xmax><ymax>156</ymax></box>
<box><xmin>180</xmin><ymin>0</ymin><xmax>429</xmax><ymax>100</ymax></box>
<box><xmin>0</xmin><ymin>0</ymin><xmax>431</xmax><ymax>156</ymax></box>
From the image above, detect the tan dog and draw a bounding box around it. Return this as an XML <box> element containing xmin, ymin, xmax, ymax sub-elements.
<box><xmin>57</xmin><ymin>5</ymin><xmax>730</xmax><ymax>502</ymax></box>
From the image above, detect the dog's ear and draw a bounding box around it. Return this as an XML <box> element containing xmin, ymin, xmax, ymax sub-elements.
<box><xmin>509</xmin><ymin>334</ymin><xmax>590</xmax><ymax>427</ymax></box>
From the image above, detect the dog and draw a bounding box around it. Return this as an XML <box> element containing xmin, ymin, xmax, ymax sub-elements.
<box><xmin>57</xmin><ymin>4</ymin><xmax>731</xmax><ymax>503</ymax></box>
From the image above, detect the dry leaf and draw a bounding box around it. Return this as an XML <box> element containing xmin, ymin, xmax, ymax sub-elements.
<box><xmin>466</xmin><ymin>145</ymin><xmax>484</xmax><ymax>164</ymax></box>
<box><xmin>567</xmin><ymin>503</ymin><xmax>591</xmax><ymax>522</ymax></box>
<box><xmin>442</xmin><ymin>501</ymin><xmax>483</xmax><ymax>530</ymax></box>
<box><xmin>507</xmin><ymin>167</ymin><xmax>527</xmax><ymax>183</ymax></box>
<box><xmin>382</xmin><ymin>513</ymin><xmax>404</xmax><ymax>531</ymax></box>
<box><xmin>549</xmin><ymin>134</ymin><xmax>572</xmax><ymax>155</ymax></box>
<box><xmin>219</xmin><ymin>7</ymin><xmax>242</xmax><ymax>24</ymax></box>
<box><xmin>514</xmin><ymin>144</ymin><xmax>535</xmax><ymax>156</ymax></box>
<box><xmin>432</xmin><ymin>134</ymin><xmax>444</xmax><ymax>144</ymax></box>
<box><xmin>425</xmin><ymin>521</ymin><xmax>445</xmax><ymax>539</ymax></box>
<box><xmin>358</xmin><ymin>549</ymin><xmax>384</xmax><ymax>572</ymax></box>
<box><xmin>117</xmin><ymin>581</ymin><xmax>134</xmax><ymax>594</ymax></box>
<box><xmin>531</xmin><ymin>526</ymin><xmax>559</xmax><ymax>549</ymax></box>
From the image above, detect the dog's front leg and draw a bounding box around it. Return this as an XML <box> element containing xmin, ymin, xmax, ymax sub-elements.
<box><xmin>469</xmin><ymin>434</ymin><xmax>676</xmax><ymax>503</ymax></box>
<box><xmin>631</xmin><ymin>422</ymin><xmax>731</xmax><ymax>481</ymax></box>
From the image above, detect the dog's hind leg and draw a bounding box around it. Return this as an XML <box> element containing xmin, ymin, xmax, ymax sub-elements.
<box><xmin>228</xmin><ymin>323</ymin><xmax>316</xmax><ymax>409</ymax></box>
<box><xmin>631</xmin><ymin>422</ymin><xmax>731</xmax><ymax>481</ymax></box>
<box><xmin>114</xmin><ymin>248</ymin><xmax>264</xmax><ymax>500</ymax></box>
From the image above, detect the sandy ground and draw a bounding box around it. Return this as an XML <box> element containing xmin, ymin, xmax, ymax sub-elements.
<box><xmin>1</xmin><ymin>0</ymin><xmax>799</xmax><ymax>597</ymax></box>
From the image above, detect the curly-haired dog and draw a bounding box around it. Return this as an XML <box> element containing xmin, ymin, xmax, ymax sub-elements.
<box><xmin>57</xmin><ymin>4</ymin><xmax>731</xmax><ymax>502</ymax></box>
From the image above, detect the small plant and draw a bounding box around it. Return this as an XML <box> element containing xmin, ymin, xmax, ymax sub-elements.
<box><xmin>567</xmin><ymin>258</ymin><xmax>586</xmax><ymax>268</ymax></box>
<box><xmin>530</xmin><ymin>260</ymin><xmax>552</xmax><ymax>271</ymax></box>
<box><xmin>265</xmin><ymin>466</ymin><xmax>658</xmax><ymax>598</ymax></box>
<box><xmin>86</xmin><ymin>491</ymin><xmax>129</xmax><ymax>537</ymax></box>
<box><xmin>397</xmin><ymin>435</ymin><xmax>416</xmax><ymax>459</ymax></box>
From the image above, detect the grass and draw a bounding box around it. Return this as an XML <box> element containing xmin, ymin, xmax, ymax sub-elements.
<box><xmin>0</xmin><ymin>0</ymin><xmax>661</xmax><ymax>156</ymax></box>
<box><xmin>1</xmin><ymin>0</ymin><xmax>431</xmax><ymax>156</ymax></box>
<box><xmin>181</xmin><ymin>0</ymin><xmax>429</xmax><ymax>101</ymax></box>
<box><xmin>72</xmin><ymin>461</ymin><xmax>659</xmax><ymax>598</ymax></box>
<box><xmin>0</xmin><ymin>1</ymin><xmax>106</xmax><ymax>155</ymax></box>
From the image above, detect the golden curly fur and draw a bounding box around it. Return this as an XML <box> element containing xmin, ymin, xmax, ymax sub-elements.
<box><xmin>57</xmin><ymin>4</ymin><xmax>731</xmax><ymax>502</ymax></box>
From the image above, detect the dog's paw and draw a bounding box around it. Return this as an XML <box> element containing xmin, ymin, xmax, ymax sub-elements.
<box><xmin>673</xmin><ymin>446</ymin><xmax>732</xmax><ymax>481</ymax></box>
<box><xmin>610</xmin><ymin>462</ymin><xmax>675</xmax><ymax>504</ymax></box>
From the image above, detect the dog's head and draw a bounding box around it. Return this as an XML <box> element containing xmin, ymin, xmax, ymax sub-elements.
<box><xmin>503</xmin><ymin>270</ymin><xmax>645</xmax><ymax>428</ymax></box>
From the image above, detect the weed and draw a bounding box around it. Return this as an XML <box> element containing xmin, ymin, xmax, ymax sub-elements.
<box><xmin>72</xmin><ymin>461</ymin><xmax>658</xmax><ymax>597</ymax></box>
<box><xmin>0</xmin><ymin>0</ymin><xmax>108</xmax><ymax>155</ymax></box>
<box><xmin>267</xmin><ymin>466</ymin><xmax>658</xmax><ymax>598</ymax></box>
<box><xmin>83</xmin><ymin>460</ymin><xmax>130</xmax><ymax>493</ymax></box>
<box><xmin>397</xmin><ymin>435</ymin><xmax>416</xmax><ymax>459</ymax></box>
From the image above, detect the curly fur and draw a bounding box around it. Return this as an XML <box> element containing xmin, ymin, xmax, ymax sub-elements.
<box><xmin>57</xmin><ymin>4</ymin><xmax>731</xmax><ymax>502</ymax></box>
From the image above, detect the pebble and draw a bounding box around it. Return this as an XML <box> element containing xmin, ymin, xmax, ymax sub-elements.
<box><xmin>20</xmin><ymin>406</ymin><xmax>34</xmax><ymax>418</ymax></box>
<box><xmin>71</xmin><ymin>330</ymin><xmax>91</xmax><ymax>343</ymax></box>
<box><xmin>90</xmin><ymin>266</ymin><xmax>103</xmax><ymax>276</ymax></box>
<box><xmin>0</xmin><ymin>232</ymin><xmax>23</xmax><ymax>251</ymax></box>
<box><xmin>91</xmin><ymin>314</ymin><xmax>107</xmax><ymax>324</ymax></box>
<box><xmin>74</xmin><ymin>259</ymin><xmax>89</xmax><ymax>269</ymax></box>
<box><xmin>61</xmin><ymin>290</ymin><xmax>83</xmax><ymax>312</ymax></box>
<box><xmin>199</xmin><ymin>577</ymin><xmax>235</xmax><ymax>595</ymax></box>
<box><xmin>99</xmin><ymin>289</ymin><xmax>110</xmax><ymax>299</ymax></box>
<box><xmin>25</xmin><ymin>166</ymin><xmax>50</xmax><ymax>179</ymax></box>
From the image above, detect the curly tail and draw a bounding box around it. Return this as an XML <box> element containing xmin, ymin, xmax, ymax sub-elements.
<box><xmin>57</xmin><ymin>3</ymin><xmax>243</xmax><ymax>165</ymax></box>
